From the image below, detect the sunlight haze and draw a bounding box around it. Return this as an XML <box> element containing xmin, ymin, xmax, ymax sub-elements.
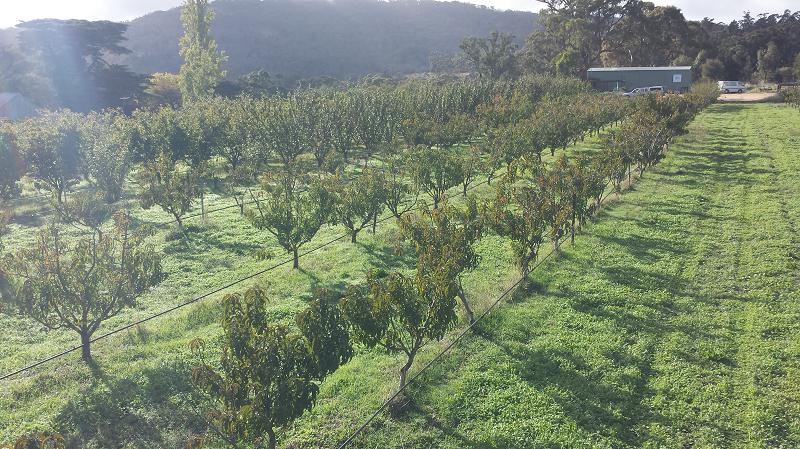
<box><xmin>0</xmin><ymin>0</ymin><xmax>797</xmax><ymax>28</ymax></box>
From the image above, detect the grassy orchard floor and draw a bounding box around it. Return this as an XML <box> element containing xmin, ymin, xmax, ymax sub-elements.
<box><xmin>282</xmin><ymin>103</ymin><xmax>800</xmax><ymax>448</ymax></box>
<box><xmin>2</xmin><ymin>103</ymin><xmax>800</xmax><ymax>447</ymax></box>
<box><xmin>0</xmin><ymin>131</ymin><xmax>608</xmax><ymax>444</ymax></box>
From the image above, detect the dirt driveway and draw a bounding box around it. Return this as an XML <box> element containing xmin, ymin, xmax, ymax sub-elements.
<box><xmin>718</xmin><ymin>92</ymin><xmax>782</xmax><ymax>102</ymax></box>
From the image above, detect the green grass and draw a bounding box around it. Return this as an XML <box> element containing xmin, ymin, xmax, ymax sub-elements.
<box><xmin>2</xmin><ymin>104</ymin><xmax>800</xmax><ymax>448</ymax></box>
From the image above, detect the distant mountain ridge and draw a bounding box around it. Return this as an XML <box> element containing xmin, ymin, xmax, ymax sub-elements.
<box><xmin>114</xmin><ymin>0</ymin><xmax>537</xmax><ymax>80</ymax></box>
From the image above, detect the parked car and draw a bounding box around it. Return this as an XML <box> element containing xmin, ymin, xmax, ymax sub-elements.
<box><xmin>718</xmin><ymin>81</ymin><xmax>746</xmax><ymax>93</ymax></box>
<box><xmin>622</xmin><ymin>86</ymin><xmax>663</xmax><ymax>97</ymax></box>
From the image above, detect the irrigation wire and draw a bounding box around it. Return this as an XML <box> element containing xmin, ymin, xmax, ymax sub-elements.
<box><xmin>0</xmin><ymin>177</ymin><xmax>491</xmax><ymax>382</ymax></box>
<box><xmin>0</xmin><ymin>130</ymin><xmax>622</xmax><ymax>382</ymax></box>
<box><xmin>9</xmin><ymin>168</ymin><xmax>405</xmax><ymax>229</ymax></box>
<box><xmin>0</xmin><ymin>229</ymin><xmax>348</xmax><ymax>381</ymax></box>
<box><xmin>1</xmin><ymin>124</ymin><xmax>624</xmax><ymax>447</ymax></box>
<box><xmin>0</xmin><ymin>124</ymin><xmax>624</xmax><ymax>382</ymax></box>
<box><xmin>336</xmin><ymin>172</ymin><xmax>632</xmax><ymax>449</ymax></box>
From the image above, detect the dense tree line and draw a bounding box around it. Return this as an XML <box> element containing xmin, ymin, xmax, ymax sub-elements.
<box><xmin>0</xmin><ymin>0</ymin><xmax>536</xmax><ymax>110</ymax></box>
<box><xmin>0</xmin><ymin>75</ymin><xmax>583</xmax><ymax>359</ymax></box>
<box><xmin>0</xmin><ymin>19</ymin><xmax>145</xmax><ymax>112</ymax></box>
<box><xmin>0</xmin><ymin>76</ymin><xmax>587</xmax><ymax>218</ymax></box>
<box><xmin>446</xmin><ymin>1</ymin><xmax>800</xmax><ymax>83</ymax></box>
<box><xmin>520</xmin><ymin>1</ymin><xmax>800</xmax><ymax>83</ymax></box>
<box><xmin>4</xmin><ymin>0</ymin><xmax>796</xmax><ymax>116</ymax></box>
<box><xmin>119</xmin><ymin>1</ymin><xmax>800</xmax><ymax>85</ymax></box>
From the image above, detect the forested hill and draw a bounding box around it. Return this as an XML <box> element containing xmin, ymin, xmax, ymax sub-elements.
<box><xmin>114</xmin><ymin>0</ymin><xmax>537</xmax><ymax>80</ymax></box>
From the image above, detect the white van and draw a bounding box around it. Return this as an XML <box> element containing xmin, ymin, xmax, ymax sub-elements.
<box><xmin>622</xmin><ymin>86</ymin><xmax>663</xmax><ymax>97</ymax></box>
<box><xmin>718</xmin><ymin>81</ymin><xmax>746</xmax><ymax>93</ymax></box>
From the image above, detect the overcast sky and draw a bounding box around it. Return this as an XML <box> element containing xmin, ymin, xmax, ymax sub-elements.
<box><xmin>0</xmin><ymin>0</ymin><xmax>797</xmax><ymax>29</ymax></box>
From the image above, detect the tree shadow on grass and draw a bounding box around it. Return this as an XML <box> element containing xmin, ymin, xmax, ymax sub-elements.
<box><xmin>641</xmin><ymin>197</ymin><xmax>715</xmax><ymax>220</ymax></box>
<box><xmin>162</xmin><ymin>225</ymin><xmax>262</xmax><ymax>261</ymax></box>
<box><xmin>709</xmin><ymin>104</ymin><xmax>749</xmax><ymax>114</ymax></box>
<box><xmin>8</xmin><ymin>211</ymin><xmax>46</xmax><ymax>228</ymax></box>
<box><xmin>484</xmin><ymin>327</ymin><xmax>655</xmax><ymax>444</ymax></box>
<box><xmin>403</xmin><ymin>303</ymin><xmax>667</xmax><ymax>448</ymax></box>
<box><xmin>402</xmin><ymin>180</ymin><xmax>708</xmax><ymax>446</ymax></box>
<box><xmin>356</xmin><ymin>240</ymin><xmax>415</xmax><ymax>272</ymax></box>
<box><xmin>297</xmin><ymin>267</ymin><xmax>353</xmax><ymax>297</ymax></box>
<box><xmin>399</xmin><ymin>402</ymin><xmax>486</xmax><ymax>449</ymax></box>
<box><xmin>55</xmin><ymin>359</ymin><xmax>206</xmax><ymax>449</ymax></box>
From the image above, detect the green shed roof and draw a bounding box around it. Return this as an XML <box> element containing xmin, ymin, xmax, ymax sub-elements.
<box><xmin>587</xmin><ymin>66</ymin><xmax>692</xmax><ymax>72</ymax></box>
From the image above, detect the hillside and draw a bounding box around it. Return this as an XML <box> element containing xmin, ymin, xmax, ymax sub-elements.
<box><xmin>114</xmin><ymin>0</ymin><xmax>537</xmax><ymax>80</ymax></box>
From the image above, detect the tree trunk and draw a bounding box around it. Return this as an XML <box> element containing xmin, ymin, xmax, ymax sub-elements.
<box><xmin>372</xmin><ymin>213</ymin><xmax>378</xmax><ymax>234</ymax></box>
<box><xmin>80</xmin><ymin>330</ymin><xmax>92</xmax><ymax>363</ymax></box>
<box><xmin>399</xmin><ymin>352</ymin><xmax>416</xmax><ymax>390</ymax></box>
<box><xmin>571</xmin><ymin>212</ymin><xmax>576</xmax><ymax>245</ymax></box>
<box><xmin>175</xmin><ymin>214</ymin><xmax>185</xmax><ymax>236</ymax></box>
<box><xmin>520</xmin><ymin>258</ymin><xmax>530</xmax><ymax>279</ymax></box>
<box><xmin>351</xmin><ymin>230</ymin><xmax>358</xmax><ymax>243</ymax></box>
<box><xmin>292</xmin><ymin>247</ymin><xmax>299</xmax><ymax>269</ymax></box>
<box><xmin>457</xmin><ymin>279</ymin><xmax>474</xmax><ymax>324</ymax></box>
<box><xmin>200</xmin><ymin>191</ymin><xmax>206</xmax><ymax>225</ymax></box>
<box><xmin>106</xmin><ymin>187</ymin><xmax>121</xmax><ymax>204</ymax></box>
<box><xmin>0</xmin><ymin>272</ymin><xmax>15</xmax><ymax>302</ymax></box>
<box><xmin>363</xmin><ymin>149</ymin><xmax>371</xmax><ymax>169</ymax></box>
<box><xmin>463</xmin><ymin>183</ymin><xmax>468</xmax><ymax>196</ymax></box>
<box><xmin>266</xmin><ymin>426</ymin><xmax>277</xmax><ymax>449</ymax></box>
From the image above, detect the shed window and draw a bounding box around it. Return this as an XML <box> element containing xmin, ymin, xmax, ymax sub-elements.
<box><xmin>673</xmin><ymin>74</ymin><xmax>682</xmax><ymax>83</ymax></box>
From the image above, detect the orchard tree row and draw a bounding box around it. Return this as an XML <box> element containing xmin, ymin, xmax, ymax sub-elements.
<box><xmin>0</xmin><ymin>81</ymin><xmax>714</xmax><ymax>367</ymax></box>
<box><xmin>0</xmin><ymin>76</ymin><xmax>587</xmax><ymax>213</ymax></box>
<box><xmin>0</xmin><ymin>76</ymin><xmax>610</xmax><ymax>368</ymax></box>
<box><xmin>0</xmin><ymin>80</ymin><xmax>717</xmax><ymax>448</ymax></box>
<box><xmin>186</xmin><ymin>90</ymin><xmax>718</xmax><ymax>449</ymax></box>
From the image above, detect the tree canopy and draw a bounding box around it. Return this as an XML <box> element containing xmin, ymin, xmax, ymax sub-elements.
<box><xmin>16</xmin><ymin>19</ymin><xmax>144</xmax><ymax>112</ymax></box>
<box><xmin>178</xmin><ymin>0</ymin><xmax>227</xmax><ymax>103</ymax></box>
<box><xmin>0</xmin><ymin>212</ymin><xmax>163</xmax><ymax>362</ymax></box>
<box><xmin>523</xmin><ymin>1</ymin><xmax>800</xmax><ymax>83</ymax></box>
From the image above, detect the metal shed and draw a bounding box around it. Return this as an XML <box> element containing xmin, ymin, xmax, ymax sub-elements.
<box><xmin>586</xmin><ymin>66</ymin><xmax>693</xmax><ymax>93</ymax></box>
